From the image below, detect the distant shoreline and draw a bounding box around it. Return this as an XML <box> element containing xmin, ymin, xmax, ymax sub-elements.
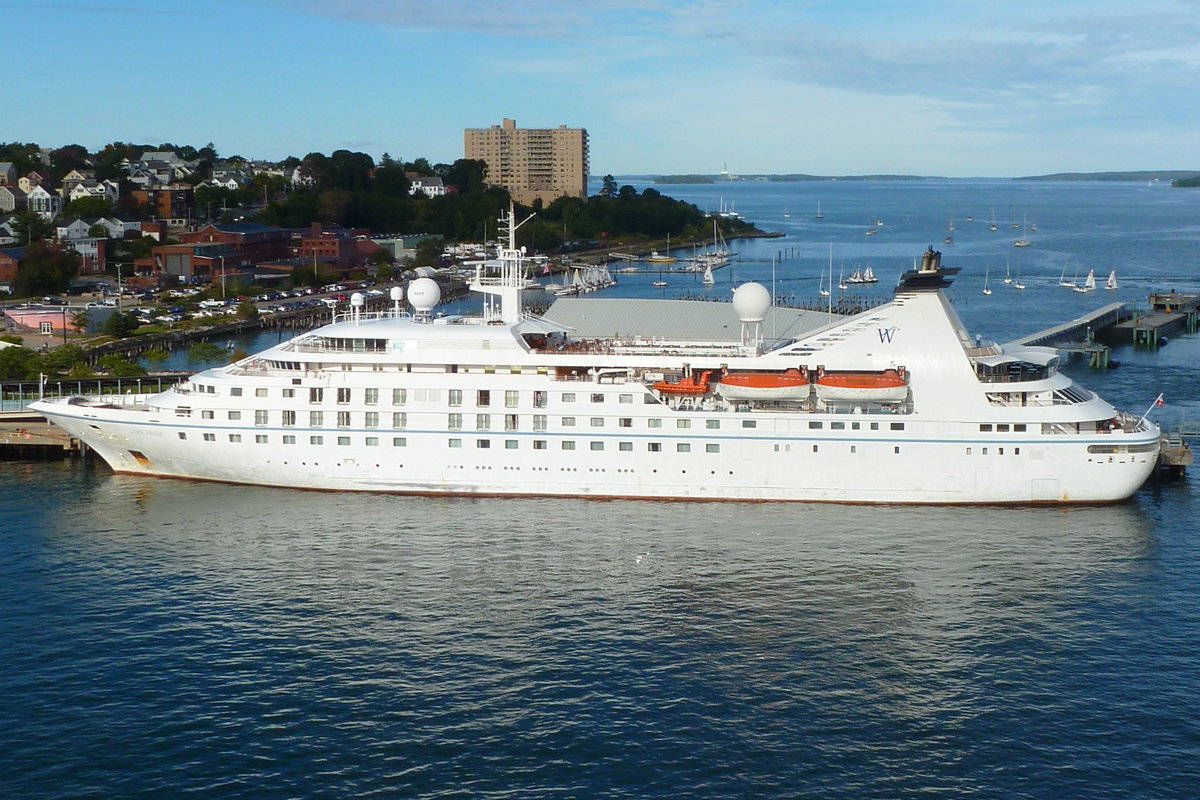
<box><xmin>608</xmin><ymin>170</ymin><xmax>1200</xmax><ymax>184</ymax></box>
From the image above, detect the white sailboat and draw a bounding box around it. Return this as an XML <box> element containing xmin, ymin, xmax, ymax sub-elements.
<box><xmin>1014</xmin><ymin>214</ymin><xmax>1031</xmax><ymax>247</ymax></box>
<box><xmin>990</xmin><ymin>207</ymin><xmax>998</xmax><ymax>232</ymax></box>
<box><xmin>819</xmin><ymin>245</ymin><xmax>831</xmax><ymax>297</ymax></box>
<box><xmin>1105</xmin><ymin>269</ymin><xmax>1118</xmax><ymax>290</ymax></box>
<box><xmin>1013</xmin><ymin>261</ymin><xmax>1025</xmax><ymax>290</ymax></box>
<box><xmin>815</xmin><ymin>201</ymin><xmax>824</xmax><ymax>220</ymax></box>
<box><xmin>1058</xmin><ymin>266</ymin><xmax>1076</xmax><ymax>288</ymax></box>
<box><xmin>701</xmin><ymin>262</ymin><xmax>715</xmax><ymax>286</ymax></box>
<box><xmin>1073</xmin><ymin>269</ymin><xmax>1096</xmax><ymax>293</ymax></box>
<box><xmin>1003</xmin><ymin>261</ymin><xmax>1013</xmax><ymax>284</ymax></box>
<box><xmin>838</xmin><ymin>266</ymin><xmax>847</xmax><ymax>291</ymax></box>
<box><xmin>982</xmin><ymin>267</ymin><xmax>992</xmax><ymax>295</ymax></box>
<box><xmin>862</xmin><ymin>266</ymin><xmax>878</xmax><ymax>283</ymax></box>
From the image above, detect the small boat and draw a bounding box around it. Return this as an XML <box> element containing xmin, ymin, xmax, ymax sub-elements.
<box><xmin>815</xmin><ymin>201</ymin><xmax>824</xmax><ymax>220</ymax></box>
<box><xmin>1058</xmin><ymin>266</ymin><xmax>1076</xmax><ymax>288</ymax></box>
<box><xmin>1105</xmin><ymin>269</ymin><xmax>1118</xmax><ymax>290</ymax></box>
<box><xmin>1014</xmin><ymin>264</ymin><xmax>1025</xmax><ymax>290</ymax></box>
<box><xmin>838</xmin><ymin>267</ymin><xmax>847</xmax><ymax>291</ymax></box>
<box><xmin>875</xmin><ymin>219</ymin><xmax>884</xmax><ymax>226</ymax></box>
<box><xmin>652</xmin><ymin>371</ymin><xmax>712</xmax><ymax>396</ymax></box>
<box><xmin>1014</xmin><ymin>213</ymin><xmax>1032</xmax><ymax>246</ymax></box>
<box><xmin>716</xmin><ymin>368</ymin><xmax>810</xmax><ymax>401</ymax></box>
<box><xmin>1003</xmin><ymin>262</ymin><xmax>1012</xmax><ymax>285</ymax></box>
<box><xmin>990</xmin><ymin>207</ymin><xmax>998</xmax><ymax>232</ymax></box>
<box><xmin>783</xmin><ymin>206</ymin><xmax>790</xmax><ymax>218</ymax></box>
<box><xmin>865</xmin><ymin>227</ymin><xmax>878</xmax><ymax>236</ymax></box>
<box><xmin>701</xmin><ymin>262</ymin><xmax>715</xmax><ymax>286</ymax></box>
<box><xmin>1074</xmin><ymin>269</ymin><xmax>1096</xmax><ymax>293</ymax></box>
<box><xmin>645</xmin><ymin>250</ymin><xmax>676</xmax><ymax>263</ymax></box>
<box><xmin>815</xmin><ymin>367</ymin><xmax>908</xmax><ymax>403</ymax></box>
<box><xmin>861</xmin><ymin>266</ymin><xmax>878</xmax><ymax>284</ymax></box>
<box><xmin>983</xmin><ymin>267</ymin><xmax>992</xmax><ymax>295</ymax></box>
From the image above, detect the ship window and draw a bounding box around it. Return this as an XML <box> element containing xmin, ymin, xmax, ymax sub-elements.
<box><xmin>648</xmin><ymin>419</ymin><xmax>662</xmax><ymax>428</ymax></box>
<box><xmin>979</xmin><ymin>423</ymin><xmax>993</xmax><ymax>432</ymax></box>
<box><xmin>533</xmin><ymin>391</ymin><xmax>547</xmax><ymax>408</ymax></box>
<box><xmin>283</xmin><ymin>388</ymin><xmax>295</xmax><ymax>399</ymax></box>
<box><xmin>997</xmin><ymin>424</ymin><xmax>1010</xmax><ymax>432</ymax></box>
<box><xmin>337</xmin><ymin>388</ymin><xmax>351</xmax><ymax>404</ymax></box>
<box><xmin>506</xmin><ymin>440</ymin><xmax>518</xmax><ymax>450</ymax></box>
<box><xmin>677</xmin><ymin>443</ymin><xmax>691</xmax><ymax>453</ymax></box>
<box><xmin>393</xmin><ymin>437</ymin><xmax>407</xmax><ymax>447</ymax></box>
<box><xmin>1014</xmin><ymin>424</ymin><xmax>1027</xmax><ymax>432</ymax></box>
<box><xmin>591</xmin><ymin>441</ymin><xmax>604</xmax><ymax>451</ymax></box>
<box><xmin>230</xmin><ymin>434</ymin><xmax>242</xmax><ymax>442</ymax></box>
<box><xmin>982</xmin><ymin>447</ymin><xmax>988</xmax><ymax>455</ymax></box>
<box><xmin>309</xmin><ymin>435</ymin><xmax>322</xmax><ymax>445</ymax></box>
<box><xmin>505</xmin><ymin>390</ymin><xmax>519</xmax><ymax>408</ymax></box>
<box><xmin>562</xmin><ymin>393</ymin><xmax>575</xmax><ymax>403</ymax></box>
<box><xmin>256</xmin><ymin>388</ymin><xmax>268</xmax><ymax>398</ymax></box>
<box><xmin>337</xmin><ymin>436</ymin><xmax>350</xmax><ymax>446</ymax></box>
<box><xmin>202</xmin><ymin>410</ymin><xmax>214</xmax><ymax>419</ymax></box>
<box><xmin>283</xmin><ymin>435</ymin><xmax>296</xmax><ymax>445</ymax></box>
<box><xmin>337</xmin><ymin>412</ymin><xmax>351</xmax><ymax>428</ymax></box>
<box><xmin>505</xmin><ymin>414</ymin><xmax>518</xmax><ymax>431</ymax></box>
<box><xmin>365</xmin><ymin>412</ymin><xmax>379</xmax><ymax>428</ymax></box>
<box><xmin>591</xmin><ymin>417</ymin><xmax>604</xmax><ymax>427</ymax></box>
<box><xmin>706</xmin><ymin>420</ymin><xmax>720</xmax><ymax>429</ymax></box>
<box><xmin>228</xmin><ymin>411</ymin><xmax>241</xmax><ymax>420</ymax></box>
<box><xmin>591</xmin><ymin>393</ymin><xmax>605</xmax><ymax>403</ymax></box>
<box><xmin>619</xmin><ymin>442</ymin><xmax>633</xmax><ymax>452</ymax></box>
<box><xmin>619</xmin><ymin>418</ymin><xmax>633</xmax><ymax>428</ymax></box>
<box><xmin>230</xmin><ymin>387</ymin><xmax>243</xmax><ymax>397</ymax></box>
<box><xmin>966</xmin><ymin>447</ymin><xmax>972</xmax><ymax>455</ymax></box>
<box><xmin>562</xmin><ymin>416</ymin><xmax>576</xmax><ymax>426</ymax></box>
<box><xmin>644</xmin><ymin>394</ymin><xmax>659</xmax><ymax>405</ymax></box>
<box><xmin>999</xmin><ymin>447</ymin><xmax>1005</xmax><ymax>455</ymax></box>
<box><xmin>894</xmin><ymin>446</ymin><xmax>901</xmax><ymax>454</ymax></box>
<box><xmin>255</xmin><ymin>410</ymin><xmax>269</xmax><ymax>426</ymax></box>
<box><xmin>533</xmin><ymin>415</ymin><xmax>547</xmax><ymax>431</ymax></box>
<box><xmin>203</xmin><ymin>433</ymin><xmax>215</xmax><ymax>441</ymax></box>
<box><xmin>310</xmin><ymin>411</ymin><xmax>323</xmax><ymax>427</ymax></box>
<box><xmin>742</xmin><ymin>420</ymin><xmax>756</xmax><ymax>429</ymax></box>
<box><xmin>648</xmin><ymin>443</ymin><xmax>662</xmax><ymax>452</ymax></box>
<box><xmin>449</xmin><ymin>438</ymin><xmax>462</xmax><ymax>448</ymax></box>
<box><xmin>309</xmin><ymin>387</ymin><xmax>323</xmax><ymax>403</ymax></box>
<box><xmin>562</xmin><ymin>441</ymin><xmax>576</xmax><ymax>450</ymax></box>
<box><xmin>392</xmin><ymin>413</ymin><xmax>406</xmax><ymax>429</ymax></box>
<box><xmin>448</xmin><ymin>413</ymin><xmax>462</xmax><ymax>430</ymax></box>
<box><xmin>448</xmin><ymin>389</ymin><xmax>462</xmax><ymax>407</ymax></box>
<box><xmin>870</xmin><ymin>423</ymin><xmax>879</xmax><ymax>430</ymax></box>
<box><xmin>393</xmin><ymin>388</ymin><xmax>407</xmax><ymax>405</ymax></box>
<box><xmin>706</xmin><ymin>444</ymin><xmax>720</xmax><ymax>453</ymax></box>
<box><xmin>533</xmin><ymin>440</ymin><xmax>547</xmax><ymax>450</ymax></box>
<box><xmin>890</xmin><ymin>423</ymin><xmax>905</xmax><ymax>431</ymax></box>
<box><xmin>1015</xmin><ymin>447</ymin><xmax>1021</xmax><ymax>455</ymax></box>
<box><xmin>366</xmin><ymin>437</ymin><xmax>379</xmax><ymax>447</ymax></box>
<box><xmin>619</xmin><ymin>394</ymin><xmax>633</xmax><ymax>404</ymax></box>
<box><xmin>677</xmin><ymin>419</ymin><xmax>691</xmax><ymax>429</ymax></box>
<box><xmin>177</xmin><ymin>432</ymin><xmax>187</xmax><ymax>439</ymax></box>
<box><xmin>176</xmin><ymin>407</ymin><xmax>191</xmax><ymax>417</ymax></box>
<box><xmin>812</xmin><ymin>445</ymin><xmax>818</xmax><ymax>453</ymax></box>
<box><xmin>831</xmin><ymin>421</ymin><xmax>845</xmax><ymax>430</ymax></box>
<box><xmin>477</xmin><ymin>390</ymin><xmax>491</xmax><ymax>407</ymax></box>
<box><xmin>256</xmin><ymin>435</ymin><xmax>269</xmax><ymax>444</ymax></box>
<box><xmin>365</xmin><ymin>388</ymin><xmax>379</xmax><ymax>405</ymax></box>
<box><xmin>809</xmin><ymin>421</ymin><xmax>823</xmax><ymax>429</ymax></box>
<box><xmin>477</xmin><ymin>439</ymin><xmax>491</xmax><ymax>449</ymax></box>
<box><xmin>852</xmin><ymin>422</ymin><xmax>860</xmax><ymax>430</ymax></box>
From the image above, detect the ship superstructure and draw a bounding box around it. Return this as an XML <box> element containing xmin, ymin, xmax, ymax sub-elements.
<box><xmin>33</xmin><ymin>232</ymin><xmax>1159</xmax><ymax>504</ymax></box>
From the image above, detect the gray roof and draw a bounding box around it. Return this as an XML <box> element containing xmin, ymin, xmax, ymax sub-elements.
<box><xmin>543</xmin><ymin>297</ymin><xmax>841</xmax><ymax>343</ymax></box>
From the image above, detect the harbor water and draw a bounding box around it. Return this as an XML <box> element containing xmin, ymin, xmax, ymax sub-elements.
<box><xmin>2</xmin><ymin>179</ymin><xmax>1199</xmax><ymax>798</ymax></box>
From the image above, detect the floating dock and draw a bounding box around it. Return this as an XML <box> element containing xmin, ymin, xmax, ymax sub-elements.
<box><xmin>1105</xmin><ymin>291</ymin><xmax>1200</xmax><ymax>348</ymax></box>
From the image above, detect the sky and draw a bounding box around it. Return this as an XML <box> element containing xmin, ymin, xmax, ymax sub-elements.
<box><xmin>6</xmin><ymin>0</ymin><xmax>1200</xmax><ymax>176</ymax></box>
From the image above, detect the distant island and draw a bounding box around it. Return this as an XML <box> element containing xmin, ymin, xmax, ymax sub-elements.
<box><xmin>632</xmin><ymin>170</ymin><xmax>1200</xmax><ymax>185</ymax></box>
<box><xmin>1015</xmin><ymin>171</ymin><xmax>1200</xmax><ymax>183</ymax></box>
<box><xmin>644</xmin><ymin>174</ymin><xmax>924</xmax><ymax>184</ymax></box>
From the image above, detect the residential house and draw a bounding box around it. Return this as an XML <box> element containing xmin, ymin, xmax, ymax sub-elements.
<box><xmin>26</xmin><ymin>184</ymin><xmax>62</xmax><ymax>220</ymax></box>
<box><xmin>0</xmin><ymin>162</ymin><xmax>15</xmax><ymax>185</ymax></box>
<box><xmin>0</xmin><ymin>185</ymin><xmax>26</xmax><ymax>213</ymax></box>
<box><xmin>18</xmin><ymin>171</ymin><xmax>47</xmax><ymax>193</ymax></box>
<box><xmin>54</xmin><ymin>218</ymin><xmax>106</xmax><ymax>274</ymax></box>
<box><xmin>408</xmin><ymin>174</ymin><xmax>447</xmax><ymax>197</ymax></box>
<box><xmin>65</xmin><ymin>179</ymin><xmax>120</xmax><ymax>205</ymax></box>
<box><xmin>60</xmin><ymin>168</ymin><xmax>96</xmax><ymax>192</ymax></box>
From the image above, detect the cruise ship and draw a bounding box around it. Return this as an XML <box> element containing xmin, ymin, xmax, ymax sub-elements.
<box><xmin>32</xmin><ymin>212</ymin><xmax>1160</xmax><ymax>504</ymax></box>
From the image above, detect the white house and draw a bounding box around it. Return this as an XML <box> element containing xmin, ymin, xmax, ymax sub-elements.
<box><xmin>409</xmin><ymin>175</ymin><xmax>447</xmax><ymax>197</ymax></box>
<box><xmin>26</xmin><ymin>184</ymin><xmax>62</xmax><ymax>220</ymax></box>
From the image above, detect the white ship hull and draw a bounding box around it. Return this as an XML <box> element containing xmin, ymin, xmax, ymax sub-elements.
<box><xmin>30</xmin><ymin>243</ymin><xmax>1160</xmax><ymax>506</ymax></box>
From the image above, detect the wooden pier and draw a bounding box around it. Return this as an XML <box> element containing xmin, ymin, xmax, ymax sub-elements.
<box><xmin>0</xmin><ymin>413</ymin><xmax>79</xmax><ymax>459</ymax></box>
<box><xmin>1105</xmin><ymin>291</ymin><xmax>1200</xmax><ymax>348</ymax></box>
<box><xmin>1008</xmin><ymin>302</ymin><xmax>1129</xmax><ymax>368</ymax></box>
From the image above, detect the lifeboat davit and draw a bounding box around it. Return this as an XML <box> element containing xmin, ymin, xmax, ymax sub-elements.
<box><xmin>716</xmin><ymin>368</ymin><xmax>810</xmax><ymax>400</ymax></box>
<box><xmin>814</xmin><ymin>367</ymin><xmax>908</xmax><ymax>403</ymax></box>
<box><xmin>653</xmin><ymin>370</ymin><xmax>713</xmax><ymax>396</ymax></box>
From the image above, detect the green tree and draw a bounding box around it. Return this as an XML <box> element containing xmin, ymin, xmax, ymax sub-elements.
<box><xmin>600</xmin><ymin>174</ymin><xmax>618</xmax><ymax>197</ymax></box>
<box><xmin>43</xmin><ymin>343</ymin><xmax>86</xmax><ymax>371</ymax></box>
<box><xmin>13</xmin><ymin>242</ymin><xmax>80</xmax><ymax>297</ymax></box>
<box><xmin>187</xmin><ymin>341</ymin><xmax>228</xmax><ymax>365</ymax></box>
<box><xmin>411</xmin><ymin>238</ymin><xmax>443</xmax><ymax>267</ymax></box>
<box><xmin>69</xmin><ymin>308</ymin><xmax>91</xmax><ymax>334</ymax></box>
<box><xmin>48</xmin><ymin>144</ymin><xmax>90</xmax><ymax>179</ymax></box>
<box><xmin>102</xmin><ymin>311</ymin><xmax>140</xmax><ymax>338</ymax></box>
<box><xmin>11</xmin><ymin>209</ymin><xmax>53</xmax><ymax>245</ymax></box>
<box><xmin>62</xmin><ymin>196</ymin><xmax>116</xmax><ymax>219</ymax></box>
<box><xmin>97</xmin><ymin>354</ymin><xmax>147</xmax><ymax>376</ymax></box>
<box><xmin>0</xmin><ymin>345</ymin><xmax>40</xmax><ymax>380</ymax></box>
<box><xmin>235</xmin><ymin>299</ymin><xmax>259</xmax><ymax>321</ymax></box>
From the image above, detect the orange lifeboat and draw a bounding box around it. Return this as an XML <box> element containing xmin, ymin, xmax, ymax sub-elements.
<box><xmin>814</xmin><ymin>367</ymin><xmax>908</xmax><ymax>403</ymax></box>
<box><xmin>716</xmin><ymin>367</ymin><xmax>810</xmax><ymax>400</ymax></box>
<box><xmin>653</xmin><ymin>370</ymin><xmax>713</xmax><ymax>396</ymax></box>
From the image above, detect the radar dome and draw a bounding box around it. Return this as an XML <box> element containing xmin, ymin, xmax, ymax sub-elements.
<box><xmin>732</xmin><ymin>282</ymin><xmax>771</xmax><ymax>322</ymax></box>
<box><xmin>389</xmin><ymin>286</ymin><xmax>404</xmax><ymax>302</ymax></box>
<box><xmin>408</xmin><ymin>277</ymin><xmax>441</xmax><ymax>313</ymax></box>
<box><xmin>350</xmin><ymin>292</ymin><xmax>365</xmax><ymax>307</ymax></box>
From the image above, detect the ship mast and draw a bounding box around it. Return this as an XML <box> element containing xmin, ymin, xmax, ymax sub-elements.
<box><xmin>471</xmin><ymin>202</ymin><xmax>536</xmax><ymax>324</ymax></box>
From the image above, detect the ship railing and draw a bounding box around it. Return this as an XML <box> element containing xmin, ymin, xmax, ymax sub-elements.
<box><xmin>87</xmin><ymin>394</ymin><xmax>153</xmax><ymax>409</ymax></box>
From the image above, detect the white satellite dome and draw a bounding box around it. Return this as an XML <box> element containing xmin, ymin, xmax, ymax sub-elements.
<box><xmin>350</xmin><ymin>292</ymin><xmax>365</xmax><ymax>307</ymax></box>
<box><xmin>732</xmin><ymin>282</ymin><xmax>771</xmax><ymax>322</ymax></box>
<box><xmin>407</xmin><ymin>277</ymin><xmax>441</xmax><ymax>313</ymax></box>
<box><xmin>389</xmin><ymin>285</ymin><xmax>404</xmax><ymax>302</ymax></box>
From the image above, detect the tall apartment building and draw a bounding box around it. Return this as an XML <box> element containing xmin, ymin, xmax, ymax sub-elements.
<box><xmin>464</xmin><ymin>118</ymin><xmax>589</xmax><ymax>206</ymax></box>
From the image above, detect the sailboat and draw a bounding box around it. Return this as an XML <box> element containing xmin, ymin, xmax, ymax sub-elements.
<box><xmin>838</xmin><ymin>266</ymin><xmax>847</xmax><ymax>291</ymax></box>
<box><xmin>944</xmin><ymin>218</ymin><xmax>954</xmax><ymax>244</ymax></box>
<box><xmin>1014</xmin><ymin>266</ymin><xmax>1026</xmax><ymax>290</ymax></box>
<box><xmin>989</xmin><ymin>208</ymin><xmax>998</xmax><ymax>232</ymax></box>
<box><xmin>783</xmin><ymin>206</ymin><xmax>790</xmax><ymax>219</ymax></box>
<box><xmin>1105</xmin><ymin>269</ymin><xmax>1118</xmax><ymax>290</ymax></box>
<box><xmin>862</xmin><ymin>266</ymin><xmax>878</xmax><ymax>283</ymax></box>
<box><xmin>1058</xmin><ymin>266</ymin><xmax>1076</xmax><ymax>288</ymax></box>
<box><xmin>645</xmin><ymin>233</ymin><xmax>676</xmax><ymax>264</ymax></box>
<box><xmin>815</xmin><ymin>201</ymin><xmax>824</xmax><ymax>220</ymax></box>
<box><xmin>1003</xmin><ymin>261</ymin><xmax>1013</xmax><ymax>284</ymax></box>
<box><xmin>701</xmin><ymin>262</ymin><xmax>715</xmax><ymax>286</ymax></box>
<box><xmin>819</xmin><ymin>245</ymin><xmax>831</xmax><ymax>297</ymax></box>
<box><xmin>1014</xmin><ymin>213</ymin><xmax>1032</xmax><ymax>247</ymax></box>
<box><xmin>982</xmin><ymin>267</ymin><xmax>992</xmax><ymax>295</ymax></box>
<box><xmin>1073</xmin><ymin>269</ymin><xmax>1096</xmax><ymax>293</ymax></box>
